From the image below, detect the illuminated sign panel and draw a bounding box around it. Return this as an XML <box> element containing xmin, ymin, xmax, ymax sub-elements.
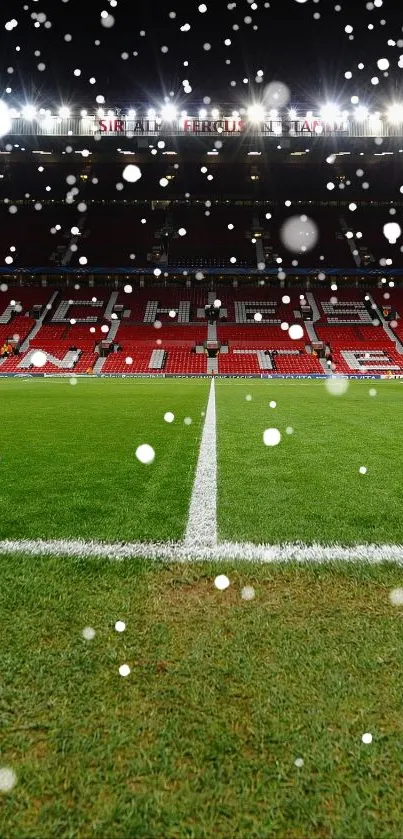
<box><xmin>95</xmin><ymin>116</ymin><xmax>350</xmax><ymax>136</ymax></box>
<box><xmin>5</xmin><ymin>114</ymin><xmax>395</xmax><ymax>138</ymax></box>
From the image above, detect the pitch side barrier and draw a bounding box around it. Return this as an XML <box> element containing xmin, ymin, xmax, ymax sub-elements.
<box><xmin>0</xmin><ymin>373</ymin><xmax>391</xmax><ymax>380</ymax></box>
<box><xmin>1</xmin><ymin>266</ymin><xmax>403</xmax><ymax>277</ymax></box>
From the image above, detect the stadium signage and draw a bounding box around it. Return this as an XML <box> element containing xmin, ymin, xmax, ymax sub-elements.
<box><xmin>95</xmin><ymin>117</ymin><xmax>349</xmax><ymax>136</ymax></box>
<box><xmin>183</xmin><ymin>118</ymin><xmax>244</xmax><ymax>133</ymax></box>
<box><xmin>96</xmin><ymin>118</ymin><xmax>246</xmax><ymax>134</ymax></box>
<box><xmin>9</xmin><ymin>114</ymin><xmax>403</xmax><ymax>139</ymax></box>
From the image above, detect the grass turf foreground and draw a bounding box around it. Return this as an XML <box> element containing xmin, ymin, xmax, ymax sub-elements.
<box><xmin>2</xmin><ymin>553</ymin><xmax>403</xmax><ymax>839</ymax></box>
<box><xmin>217</xmin><ymin>379</ymin><xmax>403</xmax><ymax>545</ymax></box>
<box><xmin>0</xmin><ymin>378</ymin><xmax>208</xmax><ymax>543</ymax></box>
<box><xmin>1</xmin><ymin>377</ymin><xmax>403</xmax><ymax>546</ymax></box>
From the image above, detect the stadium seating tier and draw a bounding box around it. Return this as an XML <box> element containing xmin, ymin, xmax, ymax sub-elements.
<box><xmin>1</xmin><ymin>285</ymin><xmax>403</xmax><ymax>375</ymax></box>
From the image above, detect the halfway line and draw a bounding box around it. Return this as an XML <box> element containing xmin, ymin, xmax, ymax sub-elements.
<box><xmin>183</xmin><ymin>377</ymin><xmax>217</xmax><ymax>550</ymax></box>
<box><xmin>0</xmin><ymin>538</ymin><xmax>403</xmax><ymax>564</ymax></box>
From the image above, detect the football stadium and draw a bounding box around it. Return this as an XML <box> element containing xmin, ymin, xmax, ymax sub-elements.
<box><xmin>2</xmin><ymin>2</ymin><xmax>403</xmax><ymax>837</ymax></box>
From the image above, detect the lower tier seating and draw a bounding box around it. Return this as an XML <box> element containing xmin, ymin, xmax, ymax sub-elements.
<box><xmin>1</xmin><ymin>283</ymin><xmax>403</xmax><ymax>375</ymax></box>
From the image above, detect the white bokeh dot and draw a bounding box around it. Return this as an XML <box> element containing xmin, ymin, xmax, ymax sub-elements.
<box><xmin>0</xmin><ymin>768</ymin><xmax>17</xmax><ymax>792</ymax></box>
<box><xmin>122</xmin><ymin>164</ymin><xmax>142</xmax><ymax>183</ymax></box>
<box><xmin>325</xmin><ymin>378</ymin><xmax>349</xmax><ymax>396</ymax></box>
<box><xmin>289</xmin><ymin>324</ymin><xmax>304</xmax><ymax>340</ymax></box>
<box><xmin>136</xmin><ymin>444</ymin><xmax>155</xmax><ymax>464</ymax></box>
<box><xmin>31</xmin><ymin>350</ymin><xmax>47</xmax><ymax>368</ymax></box>
<box><xmin>263</xmin><ymin>428</ymin><xmax>281</xmax><ymax>447</ymax></box>
<box><xmin>241</xmin><ymin>586</ymin><xmax>255</xmax><ymax>601</ymax></box>
<box><xmin>389</xmin><ymin>588</ymin><xmax>403</xmax><ymax>605</ymax></box>
<box><xmin>214</xmin><ymin>574</ymin><xmax>230</xmax><ymax>590</ymax></box>
<box><xmin>82</xmin><ymin>626</ymin><xmax>96</xmax><ymax>641</ymax></box>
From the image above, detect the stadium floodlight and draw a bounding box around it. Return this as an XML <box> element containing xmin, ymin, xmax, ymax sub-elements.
<box><xmin>288</xmin><ymin>108</ymin><xmax>297</xmax><ymax>119</ymax></box>
<box><xmin>42</xmin><ymin>113</ymin><xmax>54</xmax><ymax>129</ymax></box>
<box><xmin>320</xmin><ymin>103</ymin><xmax>340</xmax><ymax>122</ymax></box>
<box><xmin>211</xmin><ymin>108</ymin><xmax>220</xmax><ymax>118</ymax></box>
<box><xmin>387</xmin><ymin>103</ymin><xmax>403</xmax><ymax>123</ymax></box>
<box><xmin>80</xmin><ymin>109</ymin><xmax>88</xmax><ymax>118</ymax></box>
<box><xmin>147</xmin><ymin>108</ymin><xmax>156</xmax><ymax>118</ymax></box>
<box><xmin>199</xmin><ymin>108</ymin><xmax>207</xmax><ymax>118</ymax></box>
<box><xmin>0</xmin><ymin>101</ymin><xmax>11</xmax><ymax>137</ymax></box>
<box><xmin>161</xmin><ymin>103</ymin><xmax>177</xmax><ymax>121</ymax></box>
<box><xmin>59</xmin><ymin>106</ymin><xmax>70</xmax><ymax>118</ymax></box>
<box><xmin>127</xmin><ymin>109</ymin><xmax>136</xmax><ymax>118</ymax></box>
<box><xmin>354</xmin><ymin>105</ymin><xmax>369</xmax><ymax>120</ymax></box>
<box><xmin>22</xmin><ymin>104</ymin><xmax>36</xmax><ymax>120</ymax></box>
<box><xmin>248</xmin><ymin>103</ymin><xmax>265</xmax><ymax>122</ymax></box>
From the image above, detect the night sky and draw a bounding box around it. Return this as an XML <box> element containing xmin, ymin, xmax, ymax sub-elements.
<box><xmin>0</xmin><ymin>0</ymin><xmax>402</xmax><ymax>112</ymax></box>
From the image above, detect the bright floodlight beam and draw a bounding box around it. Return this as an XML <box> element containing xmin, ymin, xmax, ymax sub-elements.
<box><xmin>22</xmin><ymin>104</ymin><xmax>36</xmax><ymax>120</ymax></box>
<box><xmin>59</xmin><ymin>106</ymin><xmax>70</xmax><ymax>118</ymax></box>
<box><xmin>248</xmin><ymin>103</ymin><xmax>265</xmax><ymax>122</ymax></box>
<box><xmin>320</xmin><ymin>103</ymin><xmax>340</xmax><ymax>122</ymax></box>
<box><xmin>161</xmin><ymin>103</ymin><xmax>177</xmax><ymax>121</ymax></box>
<box><xmin>387</xmin><ymin>103</ymin><xmax>403</xmax><ymax>123</ymax></box>
<box><xmin>354</xmin><ymin>105</ymin><xmax>369</xmax><ymax>121</ymax></box>
<box><xmin>0</xmin><ymin>101</ymin><xmax>11</xmax><ymax>137</ymax></box>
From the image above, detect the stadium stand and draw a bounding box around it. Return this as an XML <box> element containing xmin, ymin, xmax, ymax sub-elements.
<box><xmin>2</xmin><ymin>196</ymin><xmax>403</xmax><ymax>270</ymax></box>
<box><xmin>1</xmin><ymin>282</ymin><xmax>403</xmax><ymax>375</ymax></box>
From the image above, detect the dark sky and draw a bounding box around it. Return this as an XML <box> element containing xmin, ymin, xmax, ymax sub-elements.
<box><xmin>0</xmin><ymin>0</ymin><xmax>402</xmax><ymax>111</ymax></box>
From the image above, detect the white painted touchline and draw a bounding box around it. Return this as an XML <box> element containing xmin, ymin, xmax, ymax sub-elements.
<box><xmin>0</xmin><ymin>538</ymin><xmax>403</xmax><ymax>564</ymax></box>
<box><xmin>2</xmin><ymin>375</ymin><xmax>403</xmax><ymax>564</ymax></box>
<box><xmin>183</xmin><ymin>377</ymin><xmax>217</xmax><ymax>550</ymax></box>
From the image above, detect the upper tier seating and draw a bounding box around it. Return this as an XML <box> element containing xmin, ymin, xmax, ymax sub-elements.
<box><xmin>0</xmin><ymin>198</ymin><xmax>401</xmax><ymax>269</ymax></box>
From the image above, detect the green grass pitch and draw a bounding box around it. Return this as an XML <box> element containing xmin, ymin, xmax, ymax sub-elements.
<box><xmin>0</xmin><ymin>378</ymin><xmax>208</xmax><ymax>543</ymax></box>
<box><xmin>1</xmin><ymin>377</ymin><xmax>403</xmax><ymax>838</ymax></box>
<box><xmin>217</xmin><ymin>378</ymin><xmax>403</xmax><ymax>545</ymax></box>
<box><xmin>0</xmin><ymin>377</ymin><xmax>402</xmax><ymax>545</ymax></box>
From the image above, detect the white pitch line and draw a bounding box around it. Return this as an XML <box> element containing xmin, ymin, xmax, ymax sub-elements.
<box><xmin>0</xmin><ymin>538</ymin><xmax>403</xmax><ymax>564</ymax></box>
<box><xmin>2</xmin><ymin>376</ymin><xmax>403</xmax><ymax>564</ymax></box>
<box><xmin>183</xmin><ymin>377</ymin><xmax>217</xmax><ymax>550</ymax></box>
